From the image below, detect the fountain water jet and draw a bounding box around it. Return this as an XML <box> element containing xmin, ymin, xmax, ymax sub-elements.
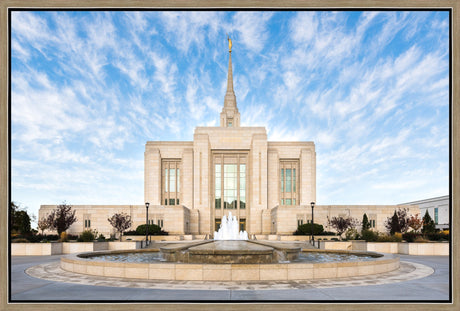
<box><xmin>213</xmin><ymin>211</ymin><xmax>248</xmax><ymax>240</ymax></box>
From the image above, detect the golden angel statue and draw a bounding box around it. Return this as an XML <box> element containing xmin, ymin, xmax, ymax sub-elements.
<box><xmin>228</xmin><ymin>35</ymin><xmax>232</xmax><ymax>52</ymax></box>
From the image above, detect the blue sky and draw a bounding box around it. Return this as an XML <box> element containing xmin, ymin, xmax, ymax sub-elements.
<box><xmin>11</xmin><ymin>10</ymin><xmax>450</xmax><ymax>224</ymax></box>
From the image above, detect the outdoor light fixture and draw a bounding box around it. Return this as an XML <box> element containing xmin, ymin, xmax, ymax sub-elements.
<box><xmin>145</xmin><ymin>202</ymin><xmax>150</xmax><ymax>246</ymax></box>
<box><xmin>310</xmin><ymin>202</ymin><xmax>315</xmax><ymax>244</ymax></box>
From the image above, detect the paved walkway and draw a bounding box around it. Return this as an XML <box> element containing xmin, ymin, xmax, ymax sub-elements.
<box><xmin>10</xmin><ymin>254</ymin><xmax>450</xmax><ymax>301</ymax></box>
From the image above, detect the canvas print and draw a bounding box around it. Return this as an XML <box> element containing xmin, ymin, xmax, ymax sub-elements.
<box><xmin>9</xmin><ymin>10</ymin><xmax>450</xmax><ymax>303</ymax></box>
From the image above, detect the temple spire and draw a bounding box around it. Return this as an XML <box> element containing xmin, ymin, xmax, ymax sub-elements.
<box><xmin>221</xmin><ymin>36</ymin><xmax>240</xmax><ymax>127</ymax></box>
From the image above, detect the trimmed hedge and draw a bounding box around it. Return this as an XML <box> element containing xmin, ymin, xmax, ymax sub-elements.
<box><xmin>11</xmin><ymin>234</ymin><xmax>79</xmax><ymax>243</ymax></box>
<box><xmin>426</xmin><ymin>232</ymin><xmax>449</xmax><ymax>241</ymax></box>
<box><xmin>124</xmin><ymin>224</ymin><xmax>168</xmax><ymax>236</ymax></box>
<box><xmin>294</xmin><ymin>223</ymin><xmax>324</xmax><ymax>235</ymax></box>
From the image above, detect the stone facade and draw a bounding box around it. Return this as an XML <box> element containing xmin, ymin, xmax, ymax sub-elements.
<box><xmin>39</xmin><ymin>204</ymin><xmax>189</xmax><ymax>236</ymax></box>
<box><xmin>39</xmin><ymin>43</ymin><xmax>421</xmax><ymax>237</ymax></box>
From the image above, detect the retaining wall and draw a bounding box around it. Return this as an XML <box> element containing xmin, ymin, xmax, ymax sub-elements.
<box><xmin>11</xmin><ymin>241</ymin><xmax>140</xmax><ymax>256</ymax></box>
<box><xmin>320</xmin><ymin>241</ymin><xmax>449</xmax><ymax>255</ymax></box>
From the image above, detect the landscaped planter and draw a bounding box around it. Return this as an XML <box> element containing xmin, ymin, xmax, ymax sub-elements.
<box><xmin>320</xmin><ymin>241</ymin><xmax>353</xmax><ymax>250</ymax></box>
<box><xmin>398</xmin><ymin>242</ymin><xmax>449</xmax><ymax>255</ymax></box>
<box><xmin>321</xmin><ymin>241</ymin><xmax>449</xmax><ymax>255</ymax></box>
<box><xmin>11</xmin><ymin>241</ymin><xmax>141</xmax><ymax>256</ymax></box>
<box><xmin>366</xmin><ymin>242</ymin><xmax>399</xmax><ymax>253</ymax></box>
<box><xmin>62</xmin><ymin>242</ymin><xmax>109</xmax><ymax>254</ymax></box>
<box><xmin>108</xmin><ymin>241</ymin><xmax>141</xmax><ymax>250</ymax></box>
<box><xmin>11</xmin><ymin>242</ymin><xmax>62</xmax><ymax>256</ymax></box>
<box><xmin>124</xmin><ymin>235</ymin><xmax>182</xmax><ymax>241</ymax></box>
<box><xmin>279</xmin><ymin>235</ymin><xmax>338</xmax><ymax>241</ymax></box>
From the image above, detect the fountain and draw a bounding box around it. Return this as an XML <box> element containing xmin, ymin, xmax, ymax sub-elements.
<box><xmin>213</xmin><ymin>212</ymin><xmax>248</xmax><ymax>240</ymax></box>
<box><xmin>60</xmin><ymin>213</ymin><xmax>400</xmax><ymax>281</ymax></box>
<box><xmin>62</xmin><ymin>243</ymin><xmax>399</xmax><ymax>281</ymax></box>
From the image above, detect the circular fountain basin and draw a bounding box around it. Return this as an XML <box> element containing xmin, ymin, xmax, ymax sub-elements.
<box><xmin>160</xmin><ymin>240</ymin><xmax>300</xmax><ymax>264</ymax></box>
<box><xmin>61</xmin><ymin>240</ymin><xmax>399</xmax><ymax>282</ymax></box>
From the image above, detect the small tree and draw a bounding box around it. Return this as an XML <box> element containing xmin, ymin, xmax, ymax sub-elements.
<box><xmin>108</xmin><ymin>213</ymin><xmax>132</xmax><ymax>241</ymax></box>
<box><xmin>37</xmin><ymin>217</ymin><xmax>51</xmax><ymax>235</ymax></box>
<box><xmin>385</xmin><ymin>211</ymin><xmax>401</xmax><ymax>235</ymax></box>
<box><xmin>407</xmin><ymin>214</ymin><xmax>422</xmax><ymax>233</ymax></box>
<box><xmin>328</xmin><ymin>216</ymin><xmax>359</xmax><ymax>237</ymax></box>
<box><xmin>10</xmin><ymin>202</ymin><xmax>32</xmax><ymax>236</ymax></box>
<box><xmin>421</xmin><ymin>210</ymin><xmax>436</xmax><ymax>235</ymax></box>
<box><xmin>47</xmin><ymin>202</ymin><xmax>77</xmax><ymax>235</ymax></box>
<box><xmin>361</xmin><ymin>213</ymin><xmax>370</xmax><ymax>232</ymax></box>
<box><xmin>384</xmin><ymin>208</ymin><xmax>410</xmax><ymax>235</ymax></box>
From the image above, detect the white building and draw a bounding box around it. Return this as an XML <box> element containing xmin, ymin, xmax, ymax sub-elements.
<box><xmin>403</xmin><ymin>195</ymin><xmax>449</xmax><ymax>230</ymax></box>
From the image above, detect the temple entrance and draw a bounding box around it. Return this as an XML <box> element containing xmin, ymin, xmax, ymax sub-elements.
<box><xmin>213</xmin><ymin>152</ymin><xmax>247</xmax><ymax>232</ymax></box>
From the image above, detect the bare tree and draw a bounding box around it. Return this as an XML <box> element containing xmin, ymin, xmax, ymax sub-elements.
<box><xmin>328</xmin><ymin>216</ymin><xmax>359</xmax><ymax>237</ymax></box>
<box><xmin>37</xmin><ymin>217</ymin><xmax>51</xmax><ymax>235</ymax></box>
<box><xmin>47</xmin><ymin>202</ymin><xmax>77</xmax><ymax>235</ymax></box>
<box><xmin>108</xmin><ymin>213</ymin><xmax>132</xmax><ymax>241</ymax></box>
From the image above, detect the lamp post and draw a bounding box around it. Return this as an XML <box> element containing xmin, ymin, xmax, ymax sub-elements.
<box><xmin>145</xmin><ymin>202</ymin><xmax>150</xmax><ymax>246</ymax></box>
<box><xmin>310</xmin><ymin>202</ymin><xmax>315</xmax><ymax>244</ymax></box>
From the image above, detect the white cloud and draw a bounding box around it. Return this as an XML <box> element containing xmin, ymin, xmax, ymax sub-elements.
<box><xmin>160</xmin><ymin>11</ymin><xmax>223</xmax><ymax>53</ymax></box>
<box><xmin>290</xmin><ymin>12</ymin><xmax>317</xmax><ymax>43</ymax></box>
<box><xmin>151</xmin><ymin>52</ymin><xmax>178</xmax><ymax>101</ymax></box>
<box><xmin>10</xmin><ymin>11</ymin><xmax>449</xmax><ymax>215</ymax></box>
<box><xmin>232</xmin><ymin>12</ymin><xmax>273</xmax><ymax>53</ymax></box>
<box><xmin>186</xmin><ymin>74</ymin><xmax>205</xmax><ymax>120</ymax></box>
<box><xmin>204</xmin><ymin>96</ymin><xmax>221</xmax><ymax>113</ymax></box>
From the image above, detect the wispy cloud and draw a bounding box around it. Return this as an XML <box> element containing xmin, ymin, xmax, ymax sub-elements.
<box><xmin>10</xmin><ymin>11</ymin><xmax>449</xmax><ymax>221</ymax></box>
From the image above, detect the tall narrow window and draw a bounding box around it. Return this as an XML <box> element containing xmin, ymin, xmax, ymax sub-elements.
<box><xmin>240</xmin><ymin>164</ymin><xmax>246</xmax><ymax>209</ymax></box>
<box><xmin>162</xmin><ymin>160</ymin><xmax>181</xmax><ymax>206</ymax></box>
<box><xmin>434</xmin><ymin>208</ymin><xmax>439</xmax><ymax>224</ymax></box>
<box><xmin>286</xmin><ymin>169</ymin><xmax>292</xmax><ymax>192</ymax></box>
<box><xmin>280</xmin><ymin>160</ymin><xmax>299</xmax><ymax>206</ymax></box>
<box><xmin>224</xmin><ymin>164</ymin><xmax>237</xmax><ymax>209</ymax></box>
<box><xmin>84</xmin><ymin>214</ymin><xmax>91</xmax><ymax>229</ymax></box>
<box><xmin>281</xmin><ymin>169</ymin><xmax>284</xmax><ymax>192</ymax></box>
<box><xmin>215</xmin><ymin>164</ymin><xmax>221</xmax><ymax>209</ymax></box>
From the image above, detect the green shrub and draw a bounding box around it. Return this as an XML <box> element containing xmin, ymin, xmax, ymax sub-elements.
<box><xmin>345</xmin><ymin>228</ymin><xmax>360</xmax><ymax>240</ymax></box>
<box><xmin>79</xmin><ymin>230</ymin><xmax>95</xmax><ymax>242</ymax></box>
<box><xmin>331</xmin><ymin>238</ymin><xmax>339</xmax><ymax>241</ymax></box>
<box><xmin>67</xmin><ymin>234</ymin><xmax>79</xmax><ymax>240</ymax></box>
<box><xmin>135</xmin><ymin>224</ymin><xmax>167</xmax><ymax>235</ymax></box>
<box><xmin>320</xmin><ymin>231</ymin><xmax>337</xmax><ymax>236</ymax></box>
<box><xmin>26</xmin><ymin>235</ymin><xmax>43</xmax><ymax>243</ymax></box>
<box><xmin>23</xmin><ymin>234</ymin><xmax>61</xmax><ymax>243</ymax></box>
<box><xmin>97</xmin><ymin>234</ymin><xmax>106</xmax><ymax>241</ymax></box>
<box><xmin>426</xmin><ymin>232</ymin><xmax>449</xmax><ymax>241</ymax></box>
<box><xmin>402</xmin><ymin>232</ymin><xmax>420</xmax><ymax>242</ymax></box>
<box><xmin>294</xmin><ymin>223</ymin><xmax>324</xmax><ymax>235</ymax></box>
<box><xmin>377</xmin><ymin>234</ymin><xmax>402</xmax><ymax>242</ymax></box>
<box><xmin>12</xmin><ymin>238</ymin><xmax>30</xmax><ymax>243</ymax></box>
<box><xmin>44</xmin><ymin>234</ymin><xmax>60</xmax><ymax>241</ymax></box>
<box><xmin>361</xmin><ymin>230</ymin><xmax>379</xmax><ymax>242</ymax></box>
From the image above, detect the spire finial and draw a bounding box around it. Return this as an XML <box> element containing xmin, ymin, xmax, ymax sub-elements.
<box><xmin>220</xmin><ymin>35</ymin><xmax>240</xmax><ymax>127</ymax></box>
